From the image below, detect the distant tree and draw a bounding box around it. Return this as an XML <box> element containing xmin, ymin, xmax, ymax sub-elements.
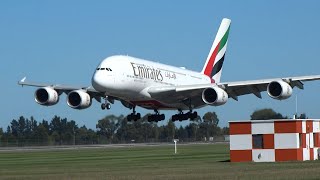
<box><xmin>140</xmin><ymin>114</ymin><xmax>153</xmax><ymax>142</ymax></box>
<box><xmin>167</xmin><ymin>120</ymin><xmax>175</xmax><ymax>141</ymax></box>
<box><xmin>51</xmin><ymin>131</ymin><xmax>60</xmax><ymax>145</ymax></box>
<box><xmin>87</xmin><ymin>128</ymin><xmax>98</xmax><ymax>144</ymax></box>
<box><xmin>201</xmin><ymin>112</ymin><xmax>221</xmax><ymax>137</ymax></box>
<box><xmin>35</xmin><ymin>124</ymin><xmax>49</xmax><ymax>145</ymax></box>
<box><xmin>47</xmin><ymin>116</ymin><xmax>76</xmax><ymax>145</ymax></box>
<box><xmin>190</xmin><ymin>115</ymin><xmax>201</xmax><ymax>140</ymax></box>
<box><xmin>296</xmin><ymin>113</ymin><xmax>308</xmax><ymax>119</ymax></box>
<box><xmin>0</xmin><ymin>128</ymin><xmax>3</xmax><ymax>142</ymax></box>
<box><xmin>158</xmin><ymin>125</ymin><xmax>168</xmax><ymax>142</ymax></box>
<box><xmin>1</xmin><ymin>126</ymin><xmax>16</xmax><ymax>147</ymax></box>
<box><xmin>177</xmin><ymin>126</ymin><xmax>188</xmax><ymax>141</ymax></box>
<box><xmin>18</xmin><ymin>116</ymin><xmax>26</xmax><ymax>135</ymax></box>
<box><xmin>40</xmin><ymin>119</ymin><xmax>50</xmax><ymax>133</ymax></box>
<box><xmin>96</xmin><ymin>115</ymin><xmax>121</xmax><ymax>143</ymax></box>
<box><xmin>222</xmin><ymin>127</ymin><xmax>229</xmax><ymax>135</ymax></box>
<box><xmin>10</xmin><ymin>119</ymin><xmax>19</xmax><ymax>137</ymax></box>
<box><xmin>6</xmin><ymin>126</ymin><xmax>11</xmax><ymax>134</ymax></box>
<box><xmin>203</xmin><ymin>112</ymin><xmax>219</xmax><ymax>126</ymax></box>
<box><xmin>250</xmin><ymin>108</ymin><xmax>287</xmax><ymax>120</ymax></box>
<box><xmin>115</xmin><ymin>117</ymin><xmax>128</xmax><ymax>143</ymax></box>
<box><xmin>24</xmin><ymin>116</ymin><xmax>38</xmax><ymax>145</ymax></box>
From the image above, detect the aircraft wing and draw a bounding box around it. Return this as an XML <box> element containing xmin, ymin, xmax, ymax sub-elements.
<box><xmin>221</xmin><ymin>75</ymin><xmax>320</xmax><ymax>100</ymax></box>
<box><xmin>18</xmin><ymin>77</ymin><xmax>103</xmax><ymax>102</ymax></box>
<box><xmin>148</xmin><ymin>75</ymin><xmax>320</xmax><ymax>107</ymax></box>
<box><xmin>18</xmin><ymin>77</ymin><xmax>98</xmax><ymax>92</ymax></box>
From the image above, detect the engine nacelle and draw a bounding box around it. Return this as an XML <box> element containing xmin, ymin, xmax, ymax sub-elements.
<box><xmin>67</xmin><ymin>90</ymin><xmax>92</xmax><ymax>109</ymax></box>
<box><xmin>34</xmin><ymin>87</ymin><xmax>59</xmax><ymax>106</ymax></box>
<box><xmin>267</xmin><ymin>80</ymin><xmax>293</xmax><ymax>100</ymax></box>
<box><xmin>202</xmin><ymin>87</ymin><xmax>228</xmax><ymax>106</ymax></box>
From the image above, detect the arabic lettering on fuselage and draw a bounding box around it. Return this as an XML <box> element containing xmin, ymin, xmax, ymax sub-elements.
<box><xmin>131</xmin><ymin>62</ymin><xmax>163</xmax><ymax>81</ymax></box>
<box><xmin>164</xmin><ymin>71</ymin><xmax>176</xmax><ymax>79</ymax></box>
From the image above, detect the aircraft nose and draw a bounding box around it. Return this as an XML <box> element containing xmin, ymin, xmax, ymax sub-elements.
<box><xmin>91</xmin><ymin>72</ymin><xmax>105</xmax><ymax>92</ymax></box>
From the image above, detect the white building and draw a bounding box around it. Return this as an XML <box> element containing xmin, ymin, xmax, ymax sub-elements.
<box><xmin>229</xmin><ymin>119</ymin><xmax>320</xmax><ymax>162</ymax></box>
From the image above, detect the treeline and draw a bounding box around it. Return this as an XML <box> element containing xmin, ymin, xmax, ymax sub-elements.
<box><xmin>0</xmin><ymin>112</ymin><xmax>228</xmax><ymax>147</ymax></box>
<box><xmin>0</xmin><ymin>108</ymin><xmax>307</xmax><ymax>147</ymax></box>
<box><xmin>0</xmin><ymin>116</ymin><xmax>97</xmax><ymax>146</ymax></box>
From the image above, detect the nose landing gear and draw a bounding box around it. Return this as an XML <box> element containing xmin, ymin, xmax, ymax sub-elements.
<box><xmin>101</xmin><ymin>96</ymin><xmax>113</xmax><ymax>110</ymax></box>
<box><xmin>101</xmin><ymin>103</ymin><xmax>111</xmax><ymax>110</ymax></box>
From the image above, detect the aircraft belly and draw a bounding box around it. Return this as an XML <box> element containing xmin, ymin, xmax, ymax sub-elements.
<box><xmin>130</xmin><ymin>97</ymin><xmax>206</xmax><ymax>110</ymax></box>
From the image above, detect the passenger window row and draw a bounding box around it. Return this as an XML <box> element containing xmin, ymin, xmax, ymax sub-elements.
<box><xmin>96</xmin><ymin>68</ymin><xmax>112</xmax><ymax>71</ymax></box>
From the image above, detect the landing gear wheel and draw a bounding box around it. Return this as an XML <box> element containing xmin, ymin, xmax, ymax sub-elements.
<box><xmin>101</xmin><ymin>103</ymin><xmax>111</xmax><ymax>110</ymax></box>
<box><xmin>106</xmin><ymin>103</ymin><xmax>111</xmax><ymax>110</ymax></box>
<box><xmin>127</xmin><ymin>107</ymin><xmax>141</xmax><ymax>122</ymax></box>
<box><xmin>101</xmin><ymin>103</ymin><xmax>106</xmax><ymax>110</ymax></box>
<box><xmin>190</xmin><ymin>111</ymin><xmax>198</xmax><ymax>120</ymax></box>
<box><xmin>136</xmin><ymin>113</ymin><xmax>141</xmax><ymax>119</ymax></box>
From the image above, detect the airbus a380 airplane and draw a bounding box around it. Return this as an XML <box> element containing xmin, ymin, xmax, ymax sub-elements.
<box><xmin>19</xmin><ymin>18</ymin><xmax>320</xmax><ymax>122</ymax></box>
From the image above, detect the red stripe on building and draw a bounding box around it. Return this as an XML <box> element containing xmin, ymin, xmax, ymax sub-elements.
<box><xmin>263</xmin><ymin>134</ymin><xmax>274</xmax><ymax>149</ymax></box>
<box><xmin>230</xmin><ymin>150</ymin><xmax>252</xmax><ymax>162</ymax></box>
<box><xmin>301</xmin><ymin>133</ymin><xmax>306</xmax><ymax>148</ymax></box>
<box><xmin>275</xmin><ymin>149</ymin><xmax>303</xmax><ymax>161</ymax></box>
<box><xmin>310</xmin><ymin>148</ymin><xmax>314</xmax><ymax>160</ymax></box>
<box><xmin>306</xmin><ymin>121</ymin><xmax>313</xmax><ymax>133</ymax></box>
<box><xmin>229</xmin><ymin>122</ymin><xmax>251</xmax><ymax>135</ymax></box>
<box><xmin>274</xmin><ymin>121</ymin><xmax>302</xmax><ymax>133</ymax></box>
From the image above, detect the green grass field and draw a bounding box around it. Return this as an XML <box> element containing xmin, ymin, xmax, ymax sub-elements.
<box><xmin>0</xmin><ymin>143</ymin><xmax>320</xmax><ymax>180</ymax></box>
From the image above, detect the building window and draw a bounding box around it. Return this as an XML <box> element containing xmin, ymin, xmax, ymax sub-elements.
<box><xmin>300</xmin><ymin>133</ymin><xmax>303</xmax><ymax>148</ymax></box>
<box><xmin>252</xmin><ymin>134</ymin><xmax>263</xmax><ymax>149</ymax></box>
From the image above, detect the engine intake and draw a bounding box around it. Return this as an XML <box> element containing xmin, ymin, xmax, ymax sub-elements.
<box><xmin>67</xmin><ymin>90</ymin><xmax>92</xmax><ymax>109</ymax></box>
<box><xmin>202</xmin><ymin>87</ymin><xmax>228</xmax><ymax>106</ymax></box>
<box><xmin>267</xmin><ymin>81</ymin><xmax>293</xmax><ymax>100</ymax></box>
<box><xmin>34</xmin><ymin>87</ymin><xmax>59</xmax><ymax>106</ymax></box>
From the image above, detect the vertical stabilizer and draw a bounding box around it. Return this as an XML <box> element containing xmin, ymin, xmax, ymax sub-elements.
<box><xmin>201</xmin><ymin>18</ymin><xmax>231</xmax><ymax>83</ymax></box>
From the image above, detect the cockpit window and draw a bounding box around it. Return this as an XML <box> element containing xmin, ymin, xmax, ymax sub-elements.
<box><xmin>96</xmin><ymin>67</ymin><xmax>112</xmax><ymax>71</ymax></box>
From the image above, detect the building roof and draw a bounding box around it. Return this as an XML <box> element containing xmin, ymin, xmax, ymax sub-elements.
<box><xmin>229</xmin><ymin>119</ymin><xmax>320</xmax><ymax>123</ymax></box>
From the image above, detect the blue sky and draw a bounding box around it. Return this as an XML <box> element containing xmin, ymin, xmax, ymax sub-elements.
<box><xmin>1</xmin><ymin>0</ymin><xmax>320</xmax><ymax>130</ymax></box>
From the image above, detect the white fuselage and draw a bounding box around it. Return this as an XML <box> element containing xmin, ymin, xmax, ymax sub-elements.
<box><xmin>91</xmin><ymin>55</ymin><xmax>212</xmax><ymax>110</ymax></box>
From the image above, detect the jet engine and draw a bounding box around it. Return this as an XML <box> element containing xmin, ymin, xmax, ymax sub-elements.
<box><xmin>67</xmin><ymin>90</ymin><xmax>92</xmax><ymax>109</ymax></box>
<box><xmin>202</xmin><ymin>86</ymin><xmax>228</xmax><ymax>106</ymax></box>
<box><xmin>267</xmin><ymin>80</ymin><xmax>293</xmax><ymax>100</ymax></box>
<box><xmin>34</xmin><ymin>87</ymin><xmax>59</xmax><ymax>106</ymax></box>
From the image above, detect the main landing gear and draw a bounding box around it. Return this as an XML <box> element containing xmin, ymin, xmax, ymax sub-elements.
<box><xmin>172</xmin><ymin>110</ymin><xmax>198</xmax><ymax>122</ymax></box>
<box><xmin>147</xmin><ymin>110</ymin><xmax>165</xmax><ymax>122</ymax></box>
<box><xmin>127</xmin><ymin>106</ymin><xmax>141</xmax><ymax>121</ymax></box>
